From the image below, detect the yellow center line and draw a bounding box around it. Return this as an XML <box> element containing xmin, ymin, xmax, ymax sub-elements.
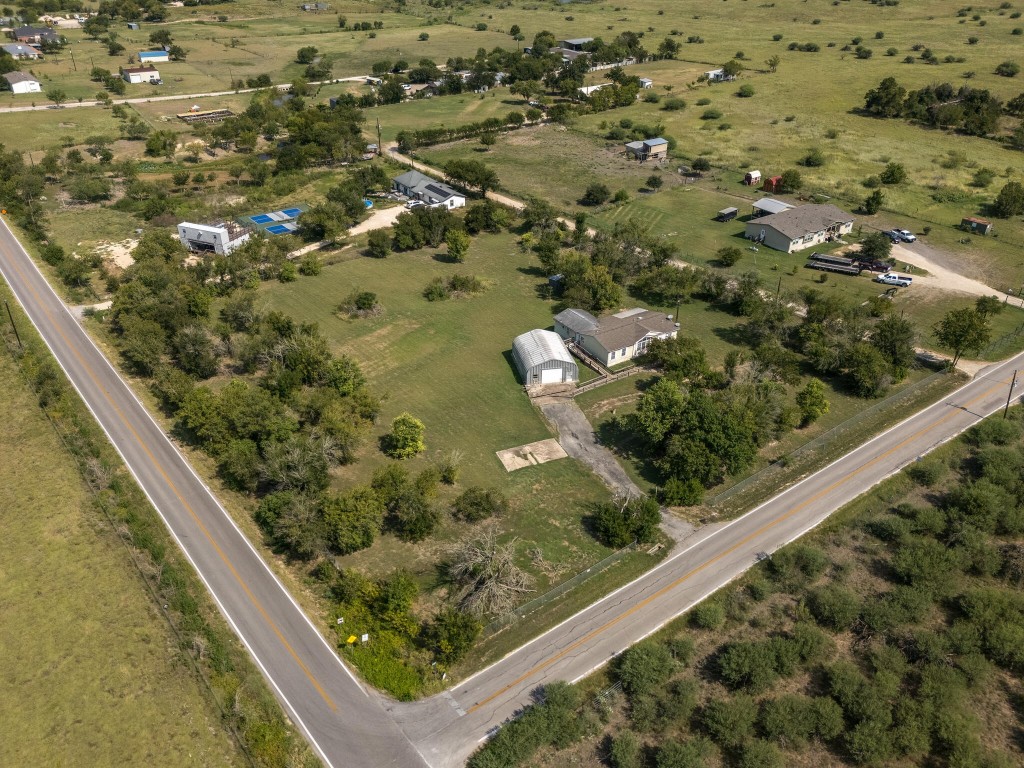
<box><xmin>466</xmin><ymin>376</ymin><xmax>1008</xmax><ymax>713</ymax></box>
<box><xmin>1</xmin><ymin>240</ymin><xmax>338</xmax><ymax>712</ymax></box>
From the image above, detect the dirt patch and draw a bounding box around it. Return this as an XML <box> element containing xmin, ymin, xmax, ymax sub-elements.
<box><xmin>585</xmin><ymin>392</ymin><xmax>642</xmax><ymax>420</ymax></box>
<box><xmin>496</xmin><ymin>438</ymin><xmax>569</xmax><ymax>472</ymax></box>
<box><xmin>891</xmin><ymin>243</ymin><xmax>1021</xmax><ymax>306</ymax></box>
<box><xmin>92</xmin><ymin>239</ymin><xmax>138</xmax><ymax>270</ymax></box>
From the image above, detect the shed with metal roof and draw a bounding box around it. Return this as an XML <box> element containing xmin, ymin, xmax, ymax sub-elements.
<box><xmin>512</xmin><ymin>329</ymin><xmax>578</xmax><ymax>386</ymax></box>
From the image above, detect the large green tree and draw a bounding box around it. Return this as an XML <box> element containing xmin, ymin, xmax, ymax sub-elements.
<box><xmin>934</xmin><ymin>308</ymin><xmax>991</xmax><ymax>365</ymax></box>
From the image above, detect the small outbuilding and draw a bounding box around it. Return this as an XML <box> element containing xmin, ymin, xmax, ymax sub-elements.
<box><xmin>961</xmin><ymin>216</ymin><xmax>992</xmax><ymax>235</ymax></box>
<box><xmin>743</xmin><ymin>170</ymin><xmax>761</xmax><ymax>186</ymax></box>
<box><xmin>138</xmin><ymin>49</ymin><xmax>169</xmax><ymax>63</ymax></box>
<box><xmin>763</xmin><ymin>175</ymin><xmax>783</xmax><ymax>193</ymax></box>
<box><xmin>639</xmin><ymin>77</ymin><xmax>653</xmax><ymax>89</ymax></box>
<box><xmin>624</xmin><ymin>137</ymin><xmax>669</xmax><ymax>161</ymax></box>
<box><xmin>512</xmin><ymin>329</ymin><xmax>578</xmax><ymax>387</ymax></box>
<box><xmin>127</xmin><ymin>21</ymin><xmax>140</xmax><ymax>30</ymax></box>
<box><xmin>751</xmin><ymin>197</ymin><xmax>794</xmax><ymax>217</ymax></box>
<box><xmin>122</xmin><ymin>65</ymin><xmax>160</xmax><ymax>84</ymax></box>
<box><xmin>3</xmin><ymin>71</ymin><xmax>41</xmax><ymax>93</ymax></box>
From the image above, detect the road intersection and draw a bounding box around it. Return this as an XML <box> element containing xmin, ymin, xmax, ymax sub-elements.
<box><xmin>1</xmin><ymin>218</ymin><xmax>1020</xmax><ymax>767</ymax></box>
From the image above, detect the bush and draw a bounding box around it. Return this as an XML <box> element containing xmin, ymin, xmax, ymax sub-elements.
<box><xmin>766</xmin><ymin>543</ymin><xmax>828</xmax><ymax>589</ymax></box>
<box><xmin>995</xmin><ymin>60</ymin><xmax>1020</xmax><ymax>76</ymax></box>
<box><xmin>609</xmin><ymin>731</ymin><xmax>642</xmax><ymax>768</ymax></box>
<box><xmin>691</xmin><ymin>601</ymin><xmax>726</xmax><ymax>629</ymax></box>
<box><xmin>738</xmin><ymin>739</ymin><xmax>784</xmax><ymax>768</ymax></box>
<box><xmin>700</xmin><ymin>108</ymin><xmax>723</xmax><ymax>120</ymax></box>
<box><xmin>618</xmin><ymin>640</ymin><xmax>676</xmax><ymax>696</ymax></box>
<box><xmin>581</xmin><ymin>183</ymin><xmax>611</xmax><ymax>205</ymax></box>
<box><xmin>801</xmin><ymin>147</ymin><xmax>826</xmax><ymax>167</ymax></box>
<box><xmin>907</xmin><ymin>458</ymin><xmax>946</xmax><ymax>486</ymax></box>
<box><xmin>593</xmin><ymin>497</ymin><xmax>662</xmax><ymax>547</ymax></box>
<box><xmin>656</xmin><ymin>736</ymin><xmax>716</xmax><ymax>768</ymax></box>
<box><xmin>717</xmin><ymin>641</ymin><xmax>781</xmax><ymax>692</ymax></box>
<box><xmin>701</xmin><ymin>695</ymin><xmax>757</xmax><ymax>747</ymax></box>
<box><xmin>808</xmin><ymin>585</ymin><xmax>861</xmax><ymax>631</ymax></box>
<box><xmin>384</xmin><ymin>412</ymin><xmax>426</xmax><ymax>458</ymax></box>
<box><xmin>451</xmin><ymin>487</ymin><xmax>508</xmax><ymax>522</ymax></box>
<box><xmin>737</xmin><ymin>84</ymin><xmax>755</xmax><ymax>97</ymax></box>
<box><xmin>661</xmin><ymin>97</ymin><xmax>687</xmax><ymax>111</ymax></box>
<box><xmin>717</xmin><ymin>246</ymin><xmax>743</xmax><ymax>267</ymax></box>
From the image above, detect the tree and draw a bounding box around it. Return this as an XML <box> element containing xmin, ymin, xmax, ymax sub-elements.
<box><xmin>766</xmin><ymin>54</ymin><xmax>781</xmax><ymax>72</ymax></box>
<box><xmin>795</xmin><ymin>379</ymin><xmax>829</xmax><ymax>426</ymax></box>
<box><xmin>859</xmin><ymin>231</ymin><xmax>893</xmax><ymax>261</ymax></box>
<box><xmin>975</xmin><ymin>295</ymin><xmax>1004</xmax><ymax>318</ymax></box>
<box><xmin>423</xmin><ymin>609</ymin><xmax>480</xmax><ymax>665</ymax></box>
<box><xmin>646</xmin><ymin>174</ymin><xmax>664</xmax><ymax>191</ymax></box>
<box><xmin>992</xmin><ymin>181</ymin><xmax>1024</xmax><ymax>217</ymax></box>
<box><xmin>800</xmin><ymin>147</ymin><xmax>826</xmax><ymax>167</ymax></box>
<box><xmin>322</xmin><ymin>486</ymin><xmax>384</xmax><ymax>554</ymax></box>
<box><xmin>447</xmin><ymin>526</ymin><xmax>535</xmax><ymax>616</ymax></box>
<box><xmin>479</xmin><ymin>132</ymin><xmax>497</xmax><ymax>149</ymax></box>
<box><xmin>862</xmin><ymin>188</ymin><xmax>885</xmax><ymax>214</ymax></box>
<box><xmin>864</xmin><ymin>76</ymin><xmax>907</xmax><ymax>117</ymax></box>
<box><xmin>592</xmin><ymin>496</ymin><xmax>662</xmax><ymax>547</ymax></box>
<box><xmin>934</xmin><ymin>308</ymin><xmax>991</xmax><ymax>365</ymax></box>
<box><xmin>701</xmin><ymin>695</ymin><xmax>758</xmax><ymax>747</ymax></box>
<box><xmin>995</xmin><ymin>61</ymin><xmax>1021</xmax><ymax>77</ymax></box>
<box><xmin>452</xmin><ymin>486</ymin><xmax>508</xmax><ymax>522</ymax></box>
<box><xmin>145</xmin><ymin>130</ymin><xmax>177</xmax><ymax>159</ymax></box>
<box><xmin>294</xmin><ymin>46</ymin><xmax>317</xmax><ymax>64</ymax></box>
<box><xmin>442</xmin><ymin>159</ymin><xmax>498</xmax><ymax>194</ymax></box>
<box><xmin>872</xmin><ymin>313</ymin><xmax>916</xmax><ymax>375</ymax></box>
<box><xmin>167</xmin><ymin>44</ymin><xmax>187</xmax><ymax>61</ymax></box>
<box><xmin>722</xmin><ymin>59</ymin><xmax>745</xmax><ymax>77</ymax></box>
<box><xmin>367</xmin><ymin>229</ymin><xmax>391</xmax><ymax>258</ymax></box>
<box><xmin>382</xmin><ymin>412</ymin><xmax>426</xmax><ymax>459</ymax></box>
<box><xmin>617</xmin><ymin>640</ymin><xmax>676</xmax><ymax>696</ymax></box>
<box><xmin>46</xmin><ymin>88</ymin><xmax>67</xmax><ymax>107</ymax></box>
<box><xmin>581</xmin><ymin>182</ymin><xmax>611</xmax><ymax>205</ymax></box>
<box><xmin>879</xmin><ymin>162</ymin><xmax>907</xmax><ymax>184</ymax></box>
<box><xmin>445</xmin><ymin>228</ymin><xmax>470</xmax><ymax>262</ymax></box>
<box><xmin>778</xmin><ymin>168</ymin><xmax>802</xmax><ymax>192</ymax></box>
<box><xmin>717</xmin><ymin>246</ymin><xmax>742</xmax><ymax>267</ymax></box>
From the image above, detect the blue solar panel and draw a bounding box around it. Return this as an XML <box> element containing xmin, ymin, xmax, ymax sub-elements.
<box><xmin>250</xmin><ymin>214</ymin><xmax>273</xmax><ymax>224</ymax></box>
<box><xmin>266</xmin><ymin>224</ymin><xmax>291</xmax><ymax>234</ymax></box>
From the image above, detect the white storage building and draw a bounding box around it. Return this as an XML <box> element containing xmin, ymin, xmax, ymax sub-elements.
<box><xmin>177</xmin><ymin>222</ymin><xmax>251</xmax><ymax>255</ymax></box>
<box><xmin>512</xmin><ymin>329</ymin><xmax>578</xmax><ymax>386</ymax></box>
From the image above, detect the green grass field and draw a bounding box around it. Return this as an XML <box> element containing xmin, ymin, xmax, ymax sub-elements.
<box><xmin>259</xmin><ymin>231</ymin><xmax>619</xmax><ymax>590</ymax></box>
<box><xmin>0</xmin><ymin>346</ymin><xmax>240</xmax><ymax>766</ymax></box>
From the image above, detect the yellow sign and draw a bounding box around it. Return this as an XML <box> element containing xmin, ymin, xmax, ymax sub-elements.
<box><xmin>347</xmin><ymin>635</ymin><xmax>357</xmax><ymax>644</ymax></box>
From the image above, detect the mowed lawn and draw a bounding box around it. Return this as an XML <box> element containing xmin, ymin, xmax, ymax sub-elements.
<box><xmin>261</xmin><ymin>231</ymin><xmax>618</xmax><ymax>586</ymax></box>
<box><xmin>0</xmin><ymin>349</ymin><xmax>239</xmax><ymax>766</ymax></box>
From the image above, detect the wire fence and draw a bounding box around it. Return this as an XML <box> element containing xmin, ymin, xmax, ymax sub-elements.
<box><xmin>482</xmin><ymin>542</ymin><xmax>638</xmax><ymax>637</ymax></box>
<box><xmin>706</xmin><ymin>370</ymin><xmax>950</xmax><ymax>510</ymax></box>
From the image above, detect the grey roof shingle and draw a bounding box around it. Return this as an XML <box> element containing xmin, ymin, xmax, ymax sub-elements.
<box><xmin>756</xmin><ymin>204</ymin><xmax>854</xmax><ymax>240</ymax></box>
<box><xmin>3</xmin><ymin>71</ymin><xmax>38</xmax><ymax>84</ymax></box>
<box><xmin>554</xmin><ymin>308</ymin><xmax>599</xmax><ymax>334</ymax></box>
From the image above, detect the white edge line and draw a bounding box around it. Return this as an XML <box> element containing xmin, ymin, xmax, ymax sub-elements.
<box><xmin>0</xmin><ymin>219</ymin><xmax>367</xmax><ymax>694</ymax></box>
<box><xmin>455</xmin><ymin>356</ymin><xmax>1019</xmax><ymax>693</ymax></box>
<box><xmin>0</xmin><ymin>225</ymin><xmax>361</xmax><ymax>764</ymax></box>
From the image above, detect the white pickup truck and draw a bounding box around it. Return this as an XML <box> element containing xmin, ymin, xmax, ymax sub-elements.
<box><xmin>876</xmin><ymin>272</ymin><xmax>913</xmax><ymax>287</ymax></box>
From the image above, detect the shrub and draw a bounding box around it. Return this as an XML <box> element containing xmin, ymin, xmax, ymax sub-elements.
<box><xmin>907</xmin><ymin>458</ymin><xmax>946</xmax><ymax>486</ymax></box>
<box><xmin>808</xmin><ymin>585</ymin><xmax>861</xmax><ymax>631</ymax></box>
<box><xmin>451</xmin><ymin>486</ymin><xmax>508</xmax><ymax>522</ymax></box>
<box><xmin>661</xmin><ymin>97</ymin><xmax>687</xmax><ymax>111</ymax></box>
<box><xmin>701</xmin><ymin>695</ymin><xmax>757</xmax><ymax>747</ymax></box>
<box><xmin>995</xmin><ymin>60</ymin><xmax>1020</xmax><ymax>76</ymax></box>
<box><xmin>738</xmin><ymin>739</ymin><xmax>784</xmax><ymax>768</ymax></box>
<box><xmin>581</xmin><ymin>183</ymin><xmax>611</xmax><ymax>205</ymax></box>
<box><xmin>609</xmin><ymin>731</ymin><xmax>642</xmax><ymax>768</ymax></box>
<box><xmin>737</xmin><ymin>84</ymin><xmax>755</xmax><ymax>97</ymax></box>
<box><xmin>617</xmin><ymin>640</ymin><xmax>676</xmax><ymax>696</ymax></box>
<box><xmin>700</xmin><ymin>108</ymin><xmax>723</xmax><ymax>120</ymax></box>
<box><xmin>801</xmin><ymin>147</ymin><xmax>826</xmax><ymax>166</ymax></box>
<box><xmin>384</xmin><ymin>412</ymin><xmax>426</xmax><ymax>458</ymax></box>
<box><xmin>690</xmin><ymin>601</ymin><xmax>726</xmax><ymax>629</ymax></box>
<box><xmin>656</xmin><ymin>736</ymin><xmax>716</xmax><ymax>768</ymax></box>
<box><xmin>717</xmin><ymin>641</ymin><xmax>781</xmax><ymax>692</ymax></box>
<box><xmin>880</xmin><ymin>161</ymin><xmax>907</xmax><ymax>184</ymax></box>
<box><xmin>717</xmin><ymin>246</ymin><xmax>743</xmax><ymax>266</ymax></box>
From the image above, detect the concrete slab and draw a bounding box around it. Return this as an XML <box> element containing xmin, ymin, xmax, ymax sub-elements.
<box><xmin>496</xmin><ymin>438</ymin><xmax>568</xmax><ymax>472</ymax></box>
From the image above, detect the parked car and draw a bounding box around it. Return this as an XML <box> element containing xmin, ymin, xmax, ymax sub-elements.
<box><xmin>896</xmin><ymin>229</ymin><xmax>917</xmax><ymax>242</ymax></box>
<box><xmin>406</xmin><ymin>200</ymin><xmax>424</xmax><ymax>209</ymax></box>
<box><xmin>876</xmin><ymin>272</ymin><xmax>913</xmax><ymax>287</ymax></box>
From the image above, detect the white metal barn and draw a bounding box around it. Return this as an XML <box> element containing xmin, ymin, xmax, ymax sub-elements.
<box><xmin>512</xmin><ymin>329</ymin><xmax>578</xmax><ymax>387</ymax></box>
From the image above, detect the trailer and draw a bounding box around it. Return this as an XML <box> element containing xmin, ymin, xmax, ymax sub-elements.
<box><xmin>806</xmin><ymin>252</ymin><xmax>862</xmax><ymax>276</ymax></box>
<box><xmin>716</xmin><ymin>207</ymin><xmax>738</xmax><ymax>222</ymax></box>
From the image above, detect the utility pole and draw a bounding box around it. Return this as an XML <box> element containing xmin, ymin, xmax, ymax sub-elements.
<box><xmin>69</xmin><ymin>48</ymin><xmax>77</xmax><ymax>71</ymax></box>
<box><xmin>4</xmin><ymin>301</ymin><xmax>22</xmax><ymax>348</ymax></box>
<box><xmin>1004</xmin><ymin>369</ymin><xmax>1018</xmax><ymax>418</ymax></box>
<box><xmin>375</xmin><ymin>117</ymin><xmax>382</xmax><ymax>153</ymax></box>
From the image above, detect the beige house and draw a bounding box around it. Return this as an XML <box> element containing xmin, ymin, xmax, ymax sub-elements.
<box><xmin>122</xmin><ymin>65</ymin><xmax>160</xmax><ymax>84</ymax></box>
<box><xmin>745</xmin><ymin>204</ymin><xmax>854</xmax><ymax>253</ymax></box>
<box><xmin>624</xmin><ymin>137</ymin><xmax>669</xmax><ymax>161</ymax></box>
<box><xmin>554</xmin><ymin>307</ymin><xmax>678</xmax><ymax>367</ymax></box>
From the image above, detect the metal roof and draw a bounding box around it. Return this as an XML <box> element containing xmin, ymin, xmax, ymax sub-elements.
<box><xmin>3</xmin><ymin>71</ymin><xmax>37</xmax><ymax>84</ymax></box>
<box><xmin>554</xmin><ymin>308</ymin><xmax>599</xmax><ymax>333</ymax></box>
<box><xmin>752</xmin><ymin>198</ymin><xmax>794</xmax><ymax>215</ymax></box>
<box><xmin>753</xmin><ymin>204</ymin><xmax>855</xmax><ymax>239</ymax></box>
<box><xmin>513</xmin><ymin>329</ymin><xmax>574</xmax><ymax>370</ymax></box>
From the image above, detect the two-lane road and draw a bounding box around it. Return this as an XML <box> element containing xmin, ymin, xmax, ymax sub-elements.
<box><xmin>3</xmin><ymin>217</ymin><xmax>1022</xmax><ymax>768</ymax></box>
<box><xmin>0</xmin><ymin>221</ymin><xmax>427</xmax><ymax>767</ymax></box>
<box><xmin>393</xmin><ymin>353</ymin><xmax>1022</xmax><ymax>768</ymax></box>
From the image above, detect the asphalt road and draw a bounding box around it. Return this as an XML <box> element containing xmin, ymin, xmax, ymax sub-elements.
<box><xmin>392</xmin><ymin>352</ymin><xmax>1024</xmax><ymax>768</ymax></box>
<box><xmin>0</xmin><ymin>220</ymin><xmax>428</xmax><ymax>768</ymax></box>
<box><xmin>3</xmin><ymin>217</ymin><xmax>1023</xmax><ymax>768</ymax></box>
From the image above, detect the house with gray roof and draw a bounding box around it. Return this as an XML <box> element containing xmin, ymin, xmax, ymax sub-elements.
<box><xmin>2</xmin><ymin>42</ymin><xmax>41</xmax><ymax>58</ymax></box>
<box><xmin>392</xmin><ymin>169</ymin><xmax>466</xmax><ymax>209</ymax></box>
<box><xmin>554</xmin><ymin>307</ymin><xmax>678</xmax><ymax>367</ymax></box>
<box><xmin>745</xmin><ymin>204</ymin><xmax>854</xmax><ymax>253</ymax></box>
<box><xmin>12</xmin><ymin>26</ymin><xmax>58</xmax><ymax>44</ymax></box>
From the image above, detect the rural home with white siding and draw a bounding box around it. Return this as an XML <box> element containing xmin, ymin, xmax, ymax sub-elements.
<box><xmin>392</xmin><ymin>170</ymin><xmax>466</xmax><ymax>209</ymax></box>
<box><xmin>745</xmin><ymin>204</ymin><xmax>855</xmax><ymax>253</ymax></box>
<box><xmin>554</xmin><ymin>307</ymin><xmax>678</xmax><ymax>367</ymax></box>
<box><xmin>2</xmin><ymin>43</ymin><xmax>41</xmax><ymax>59</ymax></box>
